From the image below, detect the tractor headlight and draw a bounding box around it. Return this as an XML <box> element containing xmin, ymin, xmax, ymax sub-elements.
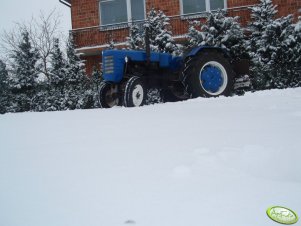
<box><xmin>104</xmin><ymin>56</ymin><xmax>114</xmax><ymax>74</ymax></box>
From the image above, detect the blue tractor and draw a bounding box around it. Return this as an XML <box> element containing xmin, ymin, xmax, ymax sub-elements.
<box><xmin>99</xmin><ymin>42</ymin><xmax>249</xmax><ymax>108</ymax></box>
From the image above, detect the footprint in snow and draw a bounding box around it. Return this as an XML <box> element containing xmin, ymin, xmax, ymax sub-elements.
<box><xmin>124</xmin><ymin>220</ymin><xmax>136</xmax><ymax>224</ymax></box>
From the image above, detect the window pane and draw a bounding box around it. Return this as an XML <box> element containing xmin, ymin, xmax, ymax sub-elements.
<box><xmin>182</xmin><ymin>0</ymin><xmax>206</xmax><ymax>14</ymax></box>
<box><xmin>100</xmin><ymin>0</ymin><xmax>127</xmax><ymax>25</ymax></box>
<box><xmin>131</xmin><ymin>0</ymin><xmax>145</xmax><ymax>21</ymax></box>
<box><xmin>210</xmin><ymin>0</ymin><xmax>224</xmax><ymax>10</ymax></box>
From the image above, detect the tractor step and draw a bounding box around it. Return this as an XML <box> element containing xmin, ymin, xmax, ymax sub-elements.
<box><xmin>234</xmin><ymin>75</ymin><xmax>251</xmax><ymax>90</ymax></box>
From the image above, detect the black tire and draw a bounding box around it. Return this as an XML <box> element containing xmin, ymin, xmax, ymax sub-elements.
<box><xmin>98</xmin><ymin>82</ymin><xmax>120</xmax><ymax>108</ymax></box>
<box><xmin>124</xmin><ymin>76</ymin><xmax>146</xmax><ymax>107</ymax></box>
<box><xmin>183</xmin><ymin>51</ymin><xmax>235</xmax><ymax>98</ymax></box>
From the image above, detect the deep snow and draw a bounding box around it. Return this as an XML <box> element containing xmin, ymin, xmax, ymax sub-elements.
<box><xmin>0</xmin><ymin>88</ymin><xmax>301</xmax><ymax>226</ymax></box>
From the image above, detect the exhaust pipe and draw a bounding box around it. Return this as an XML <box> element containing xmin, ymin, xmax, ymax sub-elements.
<box><xmin>145</xmin><ymin>26</ymin><xmax>151</xmax><ymax>65</ymax></box>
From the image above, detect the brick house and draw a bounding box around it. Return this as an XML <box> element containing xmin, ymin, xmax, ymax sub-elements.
<box><xmin>60</xmin><ymin>0</ymin><xmax>301</xmax><ymax>75</ymax></box>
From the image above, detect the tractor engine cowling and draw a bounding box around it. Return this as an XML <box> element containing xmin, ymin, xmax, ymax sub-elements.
<box><xmin>102</xmin><ymin>49</ymin><xmax>183</xmax><ymax>83</ymax></box>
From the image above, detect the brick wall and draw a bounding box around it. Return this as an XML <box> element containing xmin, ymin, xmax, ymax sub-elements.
<box><xmin>71</xmin><ymin>0</ymin><xmax>99</xmax><ymax>29</ymax></box>
<box><xmin>70</xmin><ymin>0</ymin><xmax>301</xmax><ymax>75</ymax></box>
<box><xmin>274</xmin><ymin>0</ymin><xmax>301</xmax><ymax>19</ymax></box>
<box><xmin>146</xmin><ymin>0</ymin><xmax>180</xmax><ymax>15</ymax></box>
<box><xmin>227</xmin><ymin>0</ymin><xmax>258</xmax><ymax>24</ymax></box>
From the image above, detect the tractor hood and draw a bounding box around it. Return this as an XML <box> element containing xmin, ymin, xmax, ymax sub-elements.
<box><xmin>102</xmin><ymin>49</ymin><xmax>182</xmax><ymax>83</ymax></box>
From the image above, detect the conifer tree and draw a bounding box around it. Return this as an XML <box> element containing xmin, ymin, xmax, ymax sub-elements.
<box><xmin>66</xmin><ymin>35</ymin><xmax>86</xmax><ymax>85</ymax></box>
<box><xmin>50</xmin><ymin>38</ymin><xmax>66</xmax><ymax>85</ymax></box>
<box><xmin>296</xmin><ymin>16</ymin><xmax>301</xmax><ymax>34</ymax></box>
<box><xmin>248</xmin><ymin>0</ymin><xmax>278</xmax><ymax>89</ymax></box>
<box><xmin>30</xmin><ymin>39</ymin><xmax>67</xmax><ymax>112</ymax></box>
<box><xmin>90</xmin><ymin>66</ymin><xmax>102</xmax><ymax>108</ymax></box>
<box><xmin>0</xmin><ymin>60</ymin><xmax>9</xmax><ymax>114</ymax></box>
<box><xmin>248</xmin><ymin>0</ymin><xmax>278</xmax><ymax>58</ymax></box>
<box><xmin>126</xmin><ymin>23</ymin><xmax>143</xmax><ymax>50</ymax></box>
<box><xmin>249</xmin><ymin>0</ymin><xmax>278</xmax><ymax>36</ymax></box>
<box><xmin>65</xmin><ymin>35</ymin><xmax>89</xmax><ymax>110</ymax></box>
<box><xmin>144</xmin><ymin>9</ymin><xmax>180</xmax><ymax>55</ymax></box>
<box><xmin>187</xmin><ymin>10</ymin><xmax>246</xmax><ymax>58</ymax></box>
<box><xmin>247</xmin><ymin>0</ymin><xmax>277</xmax><ymax>89</ymax></box>
<box><xmin>248</xmin><ymin>1</ymin><xmax>301</xmax><ymax>89</ymax></box>
<box><xmin>187</xmin><ymin>20</ymin><xmax>205</xmax><ymax>48</ymax></box>
<box><xmin>10</xmin><ymin>31</ymin><xmax>40</xmax><ymax>91</ymax></box>
<box><xmin>294</xmin><ymin>17</ymin><xmax>301</xmax><ymax>74</ymax></box>
<box><xmin>125</xmin><ymin>9</ymin><xmax>181</xmax><ymax>55</ymax></box>
<box><xmin>35</xmin><ymin>38</ymin><xmax>68</xmax><ymax>112</ymax></box>
<box><xmin>9</xmin><ymin>31</ymin><xmax>40</xmax><ymax>112</ymax></box>
<box><xmin>253</xmin><ymin>15</ymin><xmax>299</xmax><ymax>89</ymax></box>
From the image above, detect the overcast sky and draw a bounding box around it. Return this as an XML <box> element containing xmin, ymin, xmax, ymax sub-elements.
<box><xmin>0</xmin><ymin>0</ymin><xmax>71</xmax><ymax>34</ymax></box>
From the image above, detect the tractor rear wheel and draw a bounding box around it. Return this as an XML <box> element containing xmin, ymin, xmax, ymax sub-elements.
<box><xmin>124</xmin><ymin>76</ymin><xmax>146</xmax><ymax>107</ymax></box>
<box><xmin>98</xmin><ymin>82</ymin><xmax>120</xmax><ymax>108</ymax></box>
<box><xmin>183</xmin><ymin>51</ymin><xmax>235</xmax><ymax>98</ymax></box>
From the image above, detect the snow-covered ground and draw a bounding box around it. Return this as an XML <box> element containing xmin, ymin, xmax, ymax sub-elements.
<box><xmin>1</xmin><ymin>88</ymin><xmax>301</xmax><ymax>226</ymax></box>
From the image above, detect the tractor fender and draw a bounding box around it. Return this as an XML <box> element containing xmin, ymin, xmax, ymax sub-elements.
<box><xmin>185</xmin><ymin>46</ymin><xmax>231</xmax><ymax>60</ymax></box>
<box><xmin>184</xmin><ymin>46</ymin><xmax>250</xmax><ymax>77</ymax></box>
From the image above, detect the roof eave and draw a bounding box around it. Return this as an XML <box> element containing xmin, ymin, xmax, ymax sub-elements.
<box><xmin>59</xmin><ymin>0</ymin><xmax>71</xmax><ymax>7</ymax></box>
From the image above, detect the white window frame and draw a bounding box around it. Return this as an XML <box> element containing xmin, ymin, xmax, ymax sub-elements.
<box><xmin>99</xmin><ymin>0</ymin><xmax>146</xmax><ymax>26</ymax></box>
<box><xmin>179</xmin><ymin>0</ymin><xmax>227</xmax><ymax>16</ymax></box>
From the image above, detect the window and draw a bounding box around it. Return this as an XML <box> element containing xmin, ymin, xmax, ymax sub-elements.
<box><xmin>100</xmin><ymin>0</ymin><xmax>145</xmax><ymax>26</ymax></box>
<box><xmin>181</xmin><ymin>0</ymin><xmax>226</xmax><ymax>15</ymax></box>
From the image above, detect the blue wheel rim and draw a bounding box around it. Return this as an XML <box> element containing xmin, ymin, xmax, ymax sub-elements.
<box><xmin>200</xmin><ymin>62</ymin><xmax>226</xmax><ymax>95</ymax></box>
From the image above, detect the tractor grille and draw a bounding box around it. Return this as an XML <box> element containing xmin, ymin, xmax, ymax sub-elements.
<box><xmin>104</xmin><ymin>56</ymin><xmax>114</xmax><ymax>74</ymax></box>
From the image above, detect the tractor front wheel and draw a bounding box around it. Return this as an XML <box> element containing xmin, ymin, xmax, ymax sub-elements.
<box><xmin>98</xmin><ymin>82</ymin><xmax>120</xmax><ymax>108</ymax></box>
<box><xmin>124</xmin><ymin>76</ymin><xmax>146</xmax><ymax>107</ymax></box>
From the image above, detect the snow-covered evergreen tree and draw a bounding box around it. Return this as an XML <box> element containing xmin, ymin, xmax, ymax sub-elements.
<box><xmin>30</xmin><ymin>83</ymin><xmax>50</xmax><ymax>112</ymax></box>
<box><xmin>65</xmin><ymin>35</ymin><xmax>90</xmax><ymax>110</ymax></box>
<box><xmin>249</xmin><ymin>0</ymin><xmax>278</xmax><ymax>32</ymax></box>
<box><xmin>9</xmin><ymin>31</ymin><xmax>40</xmax><ymax>112</ymax></box>
<box><xmin>90</xmin><ymin>66</ymin><xmax>102</xmax><ymax>108</ymax></box>
<box><xmin>125</xmin><ymin>9</ymin><xmax>181</xmax><ymax>55</ymax></box>
<box><xmin>0</xmin><ymin>60</ymin><xmax>8</xmax><ymax>85</ymax></box>
<box><xmin>10</xmin><ymin>31</ymin><xmax>40</xmax><ymax>91</ymax></box>
<box><xmin>247</xmin><ymin>0</ymin><xmax>278</xmax><ymax>89</ymax></box>
<box><xmin>0</xmin><ymin>60</ymin><xmax>9</xmax><ymax>114</ymax></box>
<box><xmin>108</xmin><ymin>39</ymin><xmax>116</xmax><ymax>50</ymax></box>
<box><xmin>31</xmin><ymin>38</ymin><xmax>68</xmax><ymax>112</ymax></box>
<box><xmin>29</xmin><ymin>38</ymin><xmax>66</xmax><ymax>112</ymax></box>
<box><xmin>144</xmin><ymin>8</ymin><xmax>180</xmax><ymax>55</ymax></box>
<box><xmin>187</xmin><ymin>10</ymin><xmax>246</xmax><ymax>58</ymax></box>
<box><xmin>253</xmin><ymin>15</ymin><xmax>300</xmax><ymax>89</ymax></box>
<box><xmin>126</xmin><ymin>23</ymin><xmax>143</xmax><ymax>50</ymax></box>
<box><xmin>293</xmin><ymin>17</ymin><xmax>301</xmax><ymax>74</ymax></box>
<box><xmin>50</xmin><ymin>38</ymin><xmax>67</xmax><ymax>85</ymax></box>
<box><xmin>248</xmin><ymin>0</ymin><xmax>278</xmax><ymax>58</ymax></box>
<box><xmin>296</xmin><ymin>17</ymin><xmax>301</xmax><ymax>33</ymax></box>
<box><xmin>146</xmin><ymin>88</ymin><xmax>163</xmax><ymax>105</ymax></box>
<box><xmin>66</xmin><ymin>35</ymin><xmax>86</xmax><ymax>85</ymax></box>
<box><xmin>248</xmin><ymin>0</ymin><xmax>301</xmax><ymax>89</ymax></box>
<box><xmin>187</xmin><ymin>20</ymin><xmax>205</xmax><ymax>48</ymax></box>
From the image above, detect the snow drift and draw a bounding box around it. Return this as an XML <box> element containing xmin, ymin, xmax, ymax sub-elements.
<box><xmin>0</xmin><ymin>88</ymin><xmax>301</xmax><ymax>226</ymax></box>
